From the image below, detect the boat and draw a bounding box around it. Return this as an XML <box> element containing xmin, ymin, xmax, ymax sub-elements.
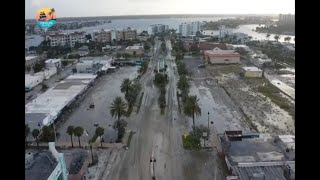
<box><xmin>38</xmin><ymin>12</ymin><xmax>47</xmax><ymax>21</ymax></box>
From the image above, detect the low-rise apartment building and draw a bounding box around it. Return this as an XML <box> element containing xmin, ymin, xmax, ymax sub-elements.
<box><xmin>46</xmin><ymin>31</ymin><xmax>86</xmax><ymax>47</ymax></box>
<box><xmin>93</xmin><ymin>28</ymin><xmax>137</xmax><ymax>43</ymax></box>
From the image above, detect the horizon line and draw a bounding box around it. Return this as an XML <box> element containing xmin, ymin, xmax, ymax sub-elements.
<box><xmin>25</xmin><ymin>13</ymin><xmax>291</xmax><ymax>20</ymax></box>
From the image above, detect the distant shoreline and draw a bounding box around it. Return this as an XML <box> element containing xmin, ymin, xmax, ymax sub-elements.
<box><xmin>26</xmin><ymin>14</ymin><xmax>277</xmax><ymax>22</ymax></box>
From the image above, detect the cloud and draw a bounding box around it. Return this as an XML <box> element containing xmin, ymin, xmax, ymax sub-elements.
<box><xmin>31</xmin><ymin>0</ymin><xmax>41</xmax><ymax>7</ymax></box>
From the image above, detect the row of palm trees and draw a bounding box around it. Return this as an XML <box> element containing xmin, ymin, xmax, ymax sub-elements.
<box><xmin>67</xmin><ymin>125</ymin><xmax>105</xmax><ymax>148</ymax></box>
<box><xmin>266</xmin><ymin>33</ymin><xmax>294</xmax><ymax>43</ymax></box>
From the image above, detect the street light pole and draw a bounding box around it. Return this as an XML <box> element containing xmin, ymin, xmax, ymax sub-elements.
<box><xmin>207</xmin><ymin>112</ymin><xmax>210</xmax><ymax>130</ymax></box>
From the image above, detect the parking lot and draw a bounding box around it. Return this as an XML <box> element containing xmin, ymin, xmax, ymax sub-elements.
<box><xmin>56</xmin><ymin>66</ymin><xmax>139</xmax><ymax>145</ymax></box>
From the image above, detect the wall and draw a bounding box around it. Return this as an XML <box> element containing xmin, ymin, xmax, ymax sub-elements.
<box><xmin>207</xmin><ymin>56</ymin><xmax>240</xmax><ymax>64</ymax></box>
<box><xmin>244</xmin><ymin>71</ymin><xmax>262</xmax><ymax>78</ymax></box>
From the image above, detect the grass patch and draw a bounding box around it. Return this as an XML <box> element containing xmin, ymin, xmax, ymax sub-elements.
<box><xmin>257</xmin><ymin>82</ymin><xmax>295</xmax><ymax>119</ymax></box>
<box><xmin>182</xmin><ymin>134</ymin><xmax>201</xmax><ymax>150</ymax></box>
<box><xmin>136</xmin><ymin>92</ymin><xmax>144</xmax><ymax>113</ymax></box>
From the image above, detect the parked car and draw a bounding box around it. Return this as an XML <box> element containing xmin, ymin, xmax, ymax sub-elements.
<box><xmin>198</xmin><ymin>64</ymin><xmax>206</xmax><ymax>68</ymax></box>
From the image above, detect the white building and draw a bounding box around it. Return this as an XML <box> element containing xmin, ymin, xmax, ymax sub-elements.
<box><xmin>147</xmin><ymin>24</ymin><xmax>168</xmax><ymax>35</ymax></box>
<box><xmin>25</xmin><ymin>73</ymin><xmax>97</xmax><ymax>129</ymax></box>
<box><xmin>125</xmin><ymin>46</ymin><xmax>144</xmax><ymax>56</ymax></box>
<box><xmin>77</xmin><ymin>56</ymin><xmax>114</xmax><ymax>73</ymax></box>
<box><xmin>279</xmin><ymin>14</ymin><xmax>295</xmax><ymax>24</ymax></box>
<box><xmin>232</xmin><ymin>32</ymin><xmax>249</xmax><ymax>44</ymax></box>
<box><xmin>46</xmin><ymin>31</ymin><xmax>86</xmax><ymax>47</ymax></box>
<box><xmin>219</xmin><ymin>26</ymin><xmax>233</xmax><ymax>39</ymax></box>
<box><xmin>25</xmin><ymin>56</ymin><xmax>40</xmax><ymax>67</ymax></box>
<box><xmin>45</xmin><ymin>59</ymin><xmax>62</xmax><ymax>69</ymax></box>
<box><xmin>178</xmin><ymin>21</ymin><xmax>201</xmax><ymax>36</ymax></box>
<box><xmin>242</xmin><ymin>67</ymin><xmax>263</xmax><ymax>78</ymax></box>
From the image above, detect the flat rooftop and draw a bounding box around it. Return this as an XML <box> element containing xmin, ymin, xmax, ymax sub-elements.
<box><xmin>234</xmin><ymin>165</ymin><xmax>289</xmax><ymax>180</ymax></box>
<box><xmin>45</xmin><ymin>59</ymin><xmax>61</xmax><ymax>63</ymax></box>
<box><xmin>205</xmin><ymin>47</ymin><xmax>239</xmax><ymax>55</ymax></box>
<box><xmin>26</xmin><ymin>56</ymin><xmax>38</xmax><ymax>61</ymax></box>
<box><xmin>25</xmin><ymin>73</ymin><xmax>97</xmax><ymax>130</ymax></box>
<box><xmin>25</xmin><ymin>152</ymin><xmax>58</xmax><ymax>180</ymax></box>
<box><xmin>242</xmin><ymin>67</ymin><xmax>262</xmax><ymax>72</ymax></box>
<box><xmin>126</xmin><ymin>46</ymin><xmax>143</xmax><ymax>50</ymax></box>
<box><xmin>220</xmin><ymin>133</ymin><xmax>295</xmax><ymax>165</ymax></box>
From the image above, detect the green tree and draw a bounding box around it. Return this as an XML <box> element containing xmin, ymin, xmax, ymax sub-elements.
<box><xmin>113</xmin><ymin>119</ymin><xmax>128</xmax><ymax>141</ymax></box>
<box><xmin>95</xmin><ymin>127</ymin><xmax>105</xmax><ymax>147</ymax></box>
<box><xmin>184</xmin><ymin>95</ymin><xmax>201</xmax><ymax>132</ymax></box>
<box><xmin>110</xmin><ymin>97</ymin><xmax>127</xmax><ymax>120</ymax></box>
<box><xmin>266</xmin><ymin>33</ymin><xmax>270</xmax><ymax>40</ymax></box>
<box><xmin>67</xmin><ymin>126</ymin><xmax>74</xmax><ymax>148</ymax></box>
<box><xmin>195</xmin><ymin>31</ymin><xmax>202</xmax><ymax>37</ymax></box>
<box><xmin>25</xmin><ymin>124</ymin><xmax>30</xmax><ymax>148</ymax></box>
<box><xmin>248</xmin><ymin>36</ymin><xmax>253</xmax><ymax>41</ymax></box>
<box><xmin>177</xmin><ymin>76</ymin><xmax>190</xmax><ymax>92</ymax></box>
<box><xmin>41</xmin><ymin>125</ymin><xmax>55</xmax><ymax>142</ymax></box>
<box><xmin>32</xmin><ymin>129</ymin><xmax>40</xmax><ymax>149</ymax></box>
<box><xmin>284</xmin><ymin>36</ymin><xmax>291</xmax><ymax>42</ymax></box>
<box><xmin>274</xmin><ymin>35</ymin><xmax>280</xmax><ymax>42</ymax></box>
<box><xmin>120</xmin><ymin>78</ymin><xmax>132</xmax><ymax>95</ymax></box>
<box><xmin>73</xmin><ymin>126</ymin><xmax>84</xmax><ymax>147</ymax></box>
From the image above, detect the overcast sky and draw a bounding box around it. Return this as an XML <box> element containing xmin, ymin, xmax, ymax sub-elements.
<box><xmin>26</xmin><ymin>0</ymin><xmax>295</xmax><ymax>19</ymax></box>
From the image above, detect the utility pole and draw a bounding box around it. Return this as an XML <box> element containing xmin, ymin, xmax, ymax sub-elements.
<box><xmin>207</xmin><ymin>112</ymin><xmax>210</xmax><ymax>130</ymax></box>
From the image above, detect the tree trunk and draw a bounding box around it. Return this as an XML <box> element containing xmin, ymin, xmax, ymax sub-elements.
<box><xmin>36</xmin><ymin>137</ymin><xmax>39</xmax><ymax>149</ymax></box>
<box><xmin>100</xmin><ymin>136</ymin><xmax>103</xmax><ymax>147</ymax></box>
<box><xmin>70</xmin><ymin>135</ymin><xmax>74</xmax><ymax>148</ymax></box>
<box><xmin>78</xmin><ymin>137</ymin><xmax>81</xmax><ymax>147</ymax></box>
<box><xmin>192</xmin><ymin>111</ymin><xmax>195</xmax><ymax>133</ymax></box>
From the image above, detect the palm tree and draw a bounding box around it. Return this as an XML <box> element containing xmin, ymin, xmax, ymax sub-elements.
<box><xmin>48</xmin><ymin>8</ymin><xmax>55</xmax><ymax>20</ymax></box>
<box><xmin>110</xmin><ymin>97</ymin><xmax>127</xmax><ymax>120</ymax></box>
<box><xmin>73</xmin><ymin>126</ymin><xmax>84</xmax><ymax>147</ymax></box>
<box><xmin>120</xmin><ymin>78</ymin><xmax>132</xmax><ymax>95</ymax></box>
<box><xmin>25</xmin><ymin>124</ymin><xmax>30</xmax><ymax>148</ymax></box>
<box><xmin>274</xmin><ymin>35</ymin><xmax>280</xmax><ymax>42</ymax></box>
<box><xmin>32</xmin><ymin>129</ymin><xmax>40</xmax><ymax>149</ymax></box>
<box><xmin>177</xmin><ymin>76</ymin><xmax>190</xmax><ymax>92</ymax></box>
<box><xmin>266</xmin><ymin>33</ymin><xmax>270</xmax><ymax>41</ymax></box>
<box><xmin>67</xmin><ymin>126</ymin><xmax>74</xmax><ymax>148</ymax></box>
<box><xmin>183</xmin><ymin>95</ymin><xmax>201</xmax><ymax>132</ymax></box>
<box><xmin>284</xmin><ymin>36</ymin><xmax>291</xmax><ymax>42</ymax></box>
<box><xmin>95</xmin><ymin>127</ymin><xmax>105</xmax><ymax>147</ymax></box>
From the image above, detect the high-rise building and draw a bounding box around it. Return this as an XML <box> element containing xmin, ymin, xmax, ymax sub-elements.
<box><xmin>178</xmin><ymin>21</ymin><xmax>201</xmax><ymax>36</ymax></box>
<box><xmin>279</xmin><ymin>14</ymin><xmax>295</xmax><ymax>24</ymax></box>
<box><xmin>147</xmin><ymin>24</ymin><xmax>168</xmax><ymax>35</ymax></box>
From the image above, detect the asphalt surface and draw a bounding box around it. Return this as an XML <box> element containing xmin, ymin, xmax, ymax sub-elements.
<box><xmin>55</xmin><ymin>40</ymin><xmax>224</xmax><ymax>180</ymax></box>
<box><xmin>105</xmin><ymin>40</ymin><xmax>224</xmax><ymax>180</ymax></box>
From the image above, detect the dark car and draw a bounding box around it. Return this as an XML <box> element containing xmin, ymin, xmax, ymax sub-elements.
<box><xmin>89</xmin><ymin>103</ymin><xmax>95</xmax><ymax>108</ymax></box>
<box><xmin>198</xmin><ymin>64</ymin><xmax>206</xmax><ymax>68</ymax></box>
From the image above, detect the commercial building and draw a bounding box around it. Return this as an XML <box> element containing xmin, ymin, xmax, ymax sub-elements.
<box><xmin>178</xmin><ymin>21</ymin><xmax>201</xmax><ymax>36</ymax></box>
<box><xmin>25</xmin><ymin>56</ymin><xmax>41</xmax><ymax>67</ymax></box>
<box><xmin>25</xmin><ymin>73</ymin><xmax>97</xmax><ymax>130</ymax></box>
<box><xmin>147</xmin><ymin>24</ymin><xmax>168</xmax><ymax>35</ymax></box>
<box><xmin>125</xmin><ymin>46</ymin><xmax>144</xmax><ymax>56</ymax></box>
<box><xmin>184</xmin><ymin>42</ymin><xmax>228</xmax><ymax>53</ymax></box>
<box><xmin>25</xmin><ymin>142</ymin><xmax>68</xmax><ymax>180</ymax></box>
<box><xmin>279</xmin><ymin>14</ymin><xmax>295</xmax><ymax>25</ymax></box>
<box><xmin>77</xmin><ymin>56</ymin><xmax>114</xmax><ymax>73</ymax></box>
<box><xmin>219</xmin><ymin>131</ymin><xmax>295</xmax><ymax>180</ymax></box>
<box><xmin>204</xmin><ymin>47</ymin><xmax>240</xmax><ymax>64</ymax></box>
<box><xmin>242</xmin><ymin>67</ymin><xmax>263</xmax><ymax>78</ymax></box>
<box><xmin>46</xmin><ymin>31</ymin><xmax>86</xmax><ymax>47</ymax></box>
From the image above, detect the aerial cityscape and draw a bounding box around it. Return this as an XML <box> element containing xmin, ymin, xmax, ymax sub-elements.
<box><xmin>25</xmin><ymin>1</ymin><xmax>295</xmax><ymax>180</ymax></box>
